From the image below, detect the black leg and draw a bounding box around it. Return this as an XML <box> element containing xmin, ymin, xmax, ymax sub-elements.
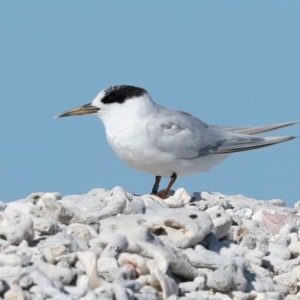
<box><xmin>151</xmin><ymin>176</ymin><xmax>161</xmax><ymax>194</ymax></box>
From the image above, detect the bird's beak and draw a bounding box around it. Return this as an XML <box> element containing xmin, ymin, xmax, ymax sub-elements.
<box><xmin>55</xmin><ymin>103</ymin><xmax>100</xmax><ymax>118</ymax></box>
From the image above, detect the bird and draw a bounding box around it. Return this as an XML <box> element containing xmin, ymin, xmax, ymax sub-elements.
<box><xmin>56</xmin><ymin>85</ymin><xmax>297</xmax><ymax>199</ymax></box>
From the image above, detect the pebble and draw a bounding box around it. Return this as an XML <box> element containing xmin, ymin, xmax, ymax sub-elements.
<box><xmin>0</xmin><ymin>187</ymin><xmax>299</xmax><ymax>299</ymax></box>
<box><xmin>0</xmin><ymin>219</ymin><xmax>34</xmax><ymax>245</ymax></box>
<box><xmin>205</xmin><ymin>206</ymin><xmax>232</xmax><ymax>239</ymax></box>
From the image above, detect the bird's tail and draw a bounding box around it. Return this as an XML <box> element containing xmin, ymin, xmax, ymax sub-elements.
<box><xmin>216</xmin><ymin>135</ymin><xmax>297</xmax><ymax>155</ymax></box>
<box><xmin>220</xmin><ymin>121</ymin><xmax>299</xmax><ymax>135</ymax></box>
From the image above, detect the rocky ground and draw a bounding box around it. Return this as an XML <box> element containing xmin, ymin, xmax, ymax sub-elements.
<box><xmin>0</xmin><ymin>187</ymin><xmax>300</xmax><ymax>300</ymax></box>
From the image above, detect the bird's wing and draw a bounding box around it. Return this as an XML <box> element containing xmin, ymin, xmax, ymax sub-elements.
<box><xmin>147</xmin><ymin>109</ymin><xmax>223</xmax><ymax>159</ymax></box>
<box><xmin>147</xmin><ymin>110</ymin><xmax>296</xmax><ymax>159</ymax></box>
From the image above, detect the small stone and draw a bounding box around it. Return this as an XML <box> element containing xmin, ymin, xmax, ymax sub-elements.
<box><xmin>118</xmin><ymin>253</ymin><xmax>148</xmax><ymax>275</ymax></box>
<box><xmin>123</xmin><ymin>197</ymin><xmax>146</xmax><ymax>214</ymax></box>
<box><xmin>4</xmin><ymin>289</ymin><xmax>27</xmax><ymax>300</ymax></box>
<box><xmin>0</xmin><ymin>219</ymin><xmax>34</xmax><ymax>245</ymax></box>
<box><xmin>205</xmin><ymin>206</ymin><xmax>232</xmax><ymax>239</ymax></box>
<box><xmin>32</xmin><ymin>217</ymin><xmax>59</xmax><ymax>235</ymax></box>
<box><xmin>97</xmin><ymin>257</ymin><xmax>118</xmax><ymax>273</ymax></box>
<box><xmin>18</xmin><ymin>274</ymin><xmax>33</xmax><ymax>289</ymax></box>
<box><xmin>67</xmin><ymin>223</ymin><xmax>94</xmax><ymax>241</ymax></box>
<box><xmin>288</xmin><ymin>241</ymin><xmax>300</xmax><ymax>258</ymax></box>
<box><xmin>38</xmin><ymin>232</ymin><xmax>81</xmax><ymax>264</ymax></box>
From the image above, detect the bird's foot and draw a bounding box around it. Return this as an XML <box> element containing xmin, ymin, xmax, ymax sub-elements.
<box><xmin>151</xmin><ymin>191</ymin><xmax>168</xmax><ymax>199</ymax></box>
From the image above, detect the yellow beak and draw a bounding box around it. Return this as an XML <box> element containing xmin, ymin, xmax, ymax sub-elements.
<box><xmin>55</xmin><ymin>103</ymin><xmax>100</xmax><ymax>118</ymax></box>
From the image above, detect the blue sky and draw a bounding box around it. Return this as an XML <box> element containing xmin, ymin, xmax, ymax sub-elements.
<box><xmin>0</xmin><ymin>2</ymin><xmax>299</xmax><ymax>206</ymax></box>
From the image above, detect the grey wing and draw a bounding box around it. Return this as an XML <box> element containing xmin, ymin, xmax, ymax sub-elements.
<box><xmin>148</xmin><ymin>110</ymin><xmax>296</xmax><ymax>159</ymax></box>
<box><xmin>147</xmin><ymin>110</ymin><xmax>225</xmax><ymax>159</ymax></box>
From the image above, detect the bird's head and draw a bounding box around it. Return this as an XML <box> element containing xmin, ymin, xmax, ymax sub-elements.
<box><xmin>55</xmin><ymin>85</ymin><xmax>149</xmax><ymax>119</ymax></box>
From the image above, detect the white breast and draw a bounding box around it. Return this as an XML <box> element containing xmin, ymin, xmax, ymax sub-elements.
<box><xmin>105</xmin><ymin>117</ymin><xmax>175</xmax><ymax>176</ymax></box>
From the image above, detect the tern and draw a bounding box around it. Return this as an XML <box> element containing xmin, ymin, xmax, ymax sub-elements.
<box><xmin>56</xmin><ymin>85</ymin><xmax>297</xmax><ymax>199</ymax></box>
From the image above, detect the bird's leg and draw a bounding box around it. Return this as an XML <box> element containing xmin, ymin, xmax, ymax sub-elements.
<box><xmin>152</xmin><ymin>173</ymin><xmax>177</xmax><ymax>199</ymax></box>
<box><xmin>162</xmin><ymin>172</ymin><xmax>177</xmax><ymax>199</ymax></box>
<box><xmin>151</xmin><ymin>176</ymin><xmax>161</xmax><ymax>194</ymax></box>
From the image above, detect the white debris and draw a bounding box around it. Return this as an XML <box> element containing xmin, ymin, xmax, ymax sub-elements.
<box><xmin>0</xmin><ymin>187</ymin><xmax>299</xmax><ymax>299</ymax></box>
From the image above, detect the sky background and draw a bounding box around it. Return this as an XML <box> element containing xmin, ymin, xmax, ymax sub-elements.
<box><xmin>0</xmin><ymin>1</ymin><xmax>299</xmax><ymax>206</ymax></box>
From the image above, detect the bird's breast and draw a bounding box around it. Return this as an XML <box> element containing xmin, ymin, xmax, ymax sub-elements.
<box><xmin>104</xmin><ymin>122</ymin><xmax>174</xmax><ymax>176</ymax></box>
<box><xmin>106</xmin><ymin>123</ymin><xmax>151</xmax><ymax>162</ymax></box>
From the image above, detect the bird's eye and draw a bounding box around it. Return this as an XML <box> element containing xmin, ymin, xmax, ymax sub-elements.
<box><xmin>101</xmin><ymin>94</ymin><xmax>117</xmax><ymax>104</ymax></box>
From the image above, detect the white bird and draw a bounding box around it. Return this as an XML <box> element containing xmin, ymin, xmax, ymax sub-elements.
<box><xmin>56</xmin><ymin>85</ymin><xmax>297</xmax><ymax>199</ymax></box>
